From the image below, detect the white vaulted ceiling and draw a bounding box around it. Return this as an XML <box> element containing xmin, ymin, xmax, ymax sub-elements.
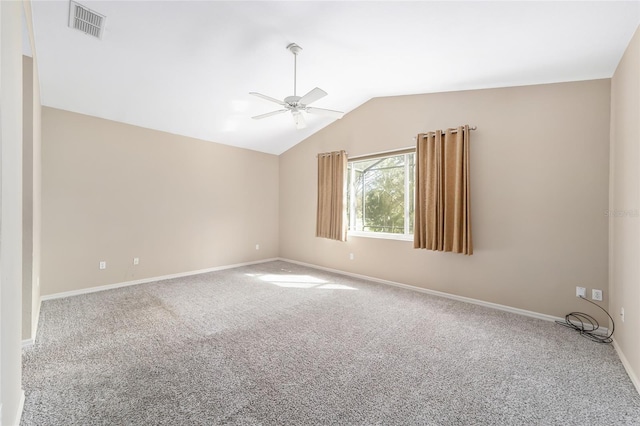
<box><xmin>30</xmin><ymin>1</ymin><xmax>640</xmax><ymax>155</ymax></box>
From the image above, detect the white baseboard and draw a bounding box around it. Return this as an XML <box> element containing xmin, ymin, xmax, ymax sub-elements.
<box><xmin>21</xmin><ymin>299</ymin><xmax>41</xmax><ymax>348</ymax></box>
<box><xmin>31</xmin><ymin>297</ymin><xmax>41</xmax><ymax>341</ymax></box>
<box><xmin>279</xmin><ymin>257</ymin><xmax>620</xmax><ymax>339</ymax></box>
<box><xmin>6</xmin><ymin>390</ymin><xmax>26</xmax><ymax>426</ymax></box>
<box><xmin>41</xmin><ymin>258</ymin><xmax>279</xmax><ymax>301</ymax></box>
<box><xmin>278</xmin><ymin>257</ymin><xmax>583</xmax><ymax>326</ymax></box>
<box><xmin>613</xmin><ymin>338</ymin><xmax>640</xmax><ymax>395</ymax></box>
<box><xmin>21</xmin><ymin>295</ymin><xmax>42</xmax><ymax>347</ymax></box>
<box><xmin>17</xmin><ymin>390</ymin><xmax>25</xmax><ymax>426</ymax></box>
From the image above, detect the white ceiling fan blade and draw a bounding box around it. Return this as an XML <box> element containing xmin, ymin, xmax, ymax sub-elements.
<box><xmin>306</xmin><ymin>107</ymin><xmax>345</xmax><ymax>119</ymax></box>
<box><xmin>252</xmin><ymin>109</ymin><xmax>288</xmax><ymax>120</ymax></box>
<box><xmin>292</xmin><ymin>111</ymin><xmax>306</xmax><ymax>129</ymax></box>
<box><xmin>298</xmin><ymin>87</ymin><xmax>327</xmax><ymax>106</ymax></box>
<box><xmin>249</xmin><ymin>92</ymin><xmax>287</xmax><ymax>106</ymax></box>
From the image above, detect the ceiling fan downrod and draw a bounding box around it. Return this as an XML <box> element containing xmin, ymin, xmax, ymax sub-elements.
<box><xmin>287</xmin><ymin>43</ymin><xmax>302</xmax><ymax>98</ymax></box>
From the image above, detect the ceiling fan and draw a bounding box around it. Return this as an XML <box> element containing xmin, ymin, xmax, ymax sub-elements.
<box><xmin>250</xmin><ymin>43</ymin><xmax>344</xmax><ymax>129</ymax></box>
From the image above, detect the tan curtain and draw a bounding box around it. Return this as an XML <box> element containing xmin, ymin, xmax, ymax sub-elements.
<box><xmin>414</xmin><ymin>126</ymin><xmax>472</xmax><ymax>255</ymax></box>
<box><xmin>316</xmin><ymin>150</ymin><xmax>347</xmax><ymax>241</ymax></box>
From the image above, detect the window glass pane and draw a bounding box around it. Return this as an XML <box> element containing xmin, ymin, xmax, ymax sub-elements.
<box><xmin>347</xmin><ymin>152</ymin><xmax>415</xmax><ymax>235</ymax></box>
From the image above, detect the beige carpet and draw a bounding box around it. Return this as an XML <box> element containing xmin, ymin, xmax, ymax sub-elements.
<box><xmin>21</xmin><ymin>261</ymin><xmax>640</xmax><ymax>425</ymax></box>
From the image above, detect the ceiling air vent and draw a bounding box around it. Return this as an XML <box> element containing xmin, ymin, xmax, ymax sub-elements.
<box><xmin>68</xmin><ymin>1</ymin><xmax>105</xmax><ymax>39</ymax></box>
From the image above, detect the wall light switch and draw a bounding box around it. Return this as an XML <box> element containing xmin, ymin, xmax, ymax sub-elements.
<box><xmin>99</xmin><ymin>261</ymin><xmax>106</xmax><ymax>270</ymax></box>
<box><xmin>133</xmin><ymin>257</ymin><xmax>139</xmax><ymax>265</ymax></box>
<box><xmin>576</xmin><ymin>286</ymin><xmax>586</xmax><ymax>298</ymax></box>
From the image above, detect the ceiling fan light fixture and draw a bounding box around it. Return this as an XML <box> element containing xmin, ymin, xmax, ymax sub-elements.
<box><xmin>292</xmin><ymin>111</ymin><xmax>306</xmax><ymax>129</ymax></box>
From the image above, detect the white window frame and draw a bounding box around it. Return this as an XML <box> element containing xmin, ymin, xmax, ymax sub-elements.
<box><xmin>347</xmin><ymin>150</ymin><xmax>415</xmax><ymax>241</ymax></box>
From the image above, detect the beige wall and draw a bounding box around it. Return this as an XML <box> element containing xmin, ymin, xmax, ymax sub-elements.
<box><xmin>41</xmin><ymin>108</ymin><xmax>279</xmax><ymax>295</ymax></box>
<box><xmin>610</xmin><ymin>26</ymin><xmax>640</xmax><ymax>390</ymax></box>
<box><xmin>280</xmin><ymin>80</ymin><xmax>611</xmax><ymax>324</ymax></box>
<box><xmin>1</xmin><ymin>1</ymin><xmax>25</xmax><ymax>424</ymax></box>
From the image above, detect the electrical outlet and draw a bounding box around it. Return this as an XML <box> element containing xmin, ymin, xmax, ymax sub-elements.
<box><xmin>576</xmin><ymin>286</ymin><xmax>586</xmax><ymax>298</ymax></box>
<box><xmin>621</xmin><ymin>307</ymin><xmax>625</xmax><ymax>323</ymax></box>
<box><xmin>133</xmin><ymin>257</ymin><xmax>139</xmax><ymax>265</ymax></box>
<box><xmin>591</xmin><ymin>289</ymin><xmax>603</xmax><ymax>301</ymax></box>
<box><xmin>99</xmin><ymin>261</ymin><xmax>106</xmax><ymax>270</ymax></box>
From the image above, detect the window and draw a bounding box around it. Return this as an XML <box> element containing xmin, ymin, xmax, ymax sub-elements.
<box><xmin>347</xmin><ymin>151</ymin><xmax>415</xmax><ymax>238</ymax></box>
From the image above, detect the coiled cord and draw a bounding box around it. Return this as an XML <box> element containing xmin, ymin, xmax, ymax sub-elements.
<box><xmin>555</xmin><ymin>296</ymin><xmax>614</xmax><ymax>344</ymax></box>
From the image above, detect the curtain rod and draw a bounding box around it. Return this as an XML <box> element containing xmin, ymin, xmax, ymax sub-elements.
<box><xmin>414</xmin><ymin>125</ymin><xmax>477</xmax><ymax>140</ymax></box>
<box><xmin>317</xmin><ymin>126</ymin><xmax>477</xmax><ymax>159</ymax></box>
<box><xmin>316</xmin><ymin>150</ymin><xmax>347</xmax><ymax>158</ymax></box>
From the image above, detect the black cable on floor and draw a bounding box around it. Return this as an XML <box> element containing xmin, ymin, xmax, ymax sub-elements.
<box><xmin>555</xmin><ymin>296</ymin><xmax>614</xmax><ymax>344</ymax></box>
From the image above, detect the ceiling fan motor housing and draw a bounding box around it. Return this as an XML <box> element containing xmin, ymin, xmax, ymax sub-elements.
<box><xmin>285</xmin><ymin>95</ymin><xmax>302</xmax><ymax>107</ymax></box>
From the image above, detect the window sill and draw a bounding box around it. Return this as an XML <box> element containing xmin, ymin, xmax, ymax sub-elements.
<box><xmin>348</xmin><ymin>231</ymin><xmax>414</xmax><ymax>242</ymax></box>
